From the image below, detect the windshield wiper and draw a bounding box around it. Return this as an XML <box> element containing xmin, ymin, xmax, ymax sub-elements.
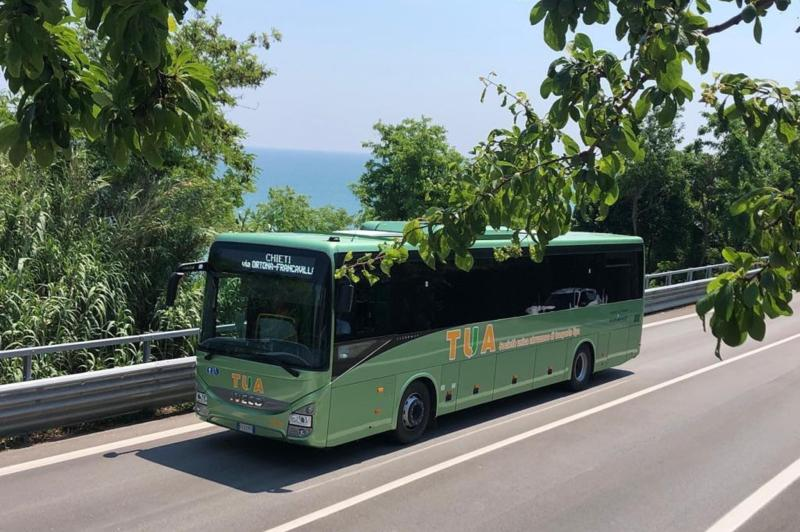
<box><xmin>274</xmin><ymin>360</ymin><xmax>300</xmax><ymax>378</ymax></box>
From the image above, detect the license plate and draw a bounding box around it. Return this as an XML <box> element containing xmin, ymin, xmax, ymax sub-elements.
<box><xmin>236</xmin><ymin>422</ymin><xmax>255</xmax><ymax>435</ymax></box>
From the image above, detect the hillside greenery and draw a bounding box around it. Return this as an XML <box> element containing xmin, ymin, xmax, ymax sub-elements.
<box><xmin>0</xmin><ymin>13</ymin><xmax>275</xmax><ymax>382</ymax></box>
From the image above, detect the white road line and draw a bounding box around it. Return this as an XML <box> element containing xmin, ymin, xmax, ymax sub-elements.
<box><xmin>265</xmin><ymin>332</ymin><xmax>800</xmax><ymax>532</ymax></box>
<box><xmin>643</xmin><ymin>311</ymin><xmax>701</xmax><ymax>329</ymax></box>
<box><xmin>0</xmin><ymin>422</ymin><xmax>214</xmax><ymax>478</ymax></box>
<box><xmin>707</xmin><ymin>455</ymin><xmax>800</xmax><ymax>532</ymax></box>
<box><xmin>292</xmin><ymin>378</ymin><xmax>629</xmax><ymax>493</ymax></box>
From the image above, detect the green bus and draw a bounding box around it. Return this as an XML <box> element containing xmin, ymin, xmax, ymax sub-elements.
<box><xmin>166</xmin><ymin>221</ymin><xmax>644</xmax><ymax>447</ymax></box>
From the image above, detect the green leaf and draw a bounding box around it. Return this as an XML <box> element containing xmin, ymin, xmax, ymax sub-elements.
<box><xmin>741</xmin><ymin>4</ymin><xmax>757</xmax><ymax>23</ymax></box>
<box><xmin>721</xmin><ymin>247</ymin><xmax>738</xmax><ymax>263</ymax></box>
<box><xmin>729</xmin><ymin>197</ymin><xmax>749</xmax><ymax>216</ymax></box>
<box><xmin>540</xmin><ymin>77</ymin><xmax>554</xmax><ymax>99</ymax></box>
<box><xmin>753</xmin><ymin>17</ymin><xmax>762</xmax><ymax>43</ymax></box>
<box><xmin>543</xmin><ymin>13</ymin><xmax>567</xmax><ymax>51</ymax></box>
<box><xmin>529</xmin><ymin>2</ymin><xmax>547</xmax><ymax>25</ymax></box>
<box><xmin>574</xmin><ymin>33</ymin><xmax>593</xmax><ymax>53</ymax></box>
<box><xmin>743</xmin><ymin>282</ymin><xmax>759</xmax><ymax>308</ymax></box>
<box><xmin>634</xmin><ymin>92</ymin><xmax>652</xmax><ymax>121</ymax></box>
<box><xmin>696</xmin><ymin>0</ymin><xmax>711</xmax><ymax>14</ymax></box>
<box><xmin>8</xmin><ymin>140</ymin><xmax>27</xmax><ymax>166</ymax></box>
<box><xmin>6</xmin><ymin>43</ymin><xmax>22</xmax><ymax>78</ymax></box>
<box><xmin>714</xmin><ymin>283</ymin><xmax>734</xmax><ymax>320</ymax></box>
<box><xmin>748</xmin><ymin>314</ymin><xmax>766</xmax><ymax>341</ymax></box>
<box><xmin>141</xmin><ymin>135</ymin><xmax>164</xmax><ymax>167</ymax></box>
<box><xmin>455</xmin><ymin>252</ymin><xmax>474</xmax><ymax>272</ymax></box>
<box><xmin>656</xmin><ymin>58</ymin><xmax>683</xmax><ymax>92</ymax></box>
<box><xmin>561</xmin><ymin>133</ymin><xmax>580</xmax><ymax>156</ymax></box>
<box><xmin>33</xmin><ymin>143</ymin><xmax>54</xmax><ymax>167</ymax></box>
<box><xmin>657</xmin><ymin>97</ymin><xmax>677</xmax><ymax>126</ymax></box>
<box><xmin>0</xmin><ymin>122</ymin><xmax>20</xmax><ymax>150</ymax></box>
<box><xmin>694</xmin><ymin>43</ymin><xmax>709</xmax><ymax>74</ymax></box>
<box><xmin>696</xmin><ymin>292</ymin><xmax>715</xmax><ymax>316</ymax></box>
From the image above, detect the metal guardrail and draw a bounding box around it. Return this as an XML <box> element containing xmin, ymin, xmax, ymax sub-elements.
<box><xmin>0</xmin><ymin>328</ymin><xmax>200</xmax><ymax>382</ymax></box>
<box><xmin>0</xmin><ymin>358</ymin><xmax>195</xmax><ymax>437</ymax></box>
<box><xmin>645</xmin><ymin>263</ymin><xmax>731</xmax><ymax>286</ymax></box>
<box><xmin>0</xmin><ymin>261</ymin><xmax>735</xmax><ymax>438</ymax></box>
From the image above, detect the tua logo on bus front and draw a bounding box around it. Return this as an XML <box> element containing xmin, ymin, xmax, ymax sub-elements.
<box><xmin>231</xmin><ymin>372</ymin><xmax>264</xmax><ymax>395</ymax></box>
<box><xmin>446</xmin><ymin>324</ymin><xmax>496</xmax><ymax>360</ymax></box>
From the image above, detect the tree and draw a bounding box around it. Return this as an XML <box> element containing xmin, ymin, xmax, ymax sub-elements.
<box><xmin>0</xmin><ymin>0</ymin><xmax>220</xmax><ymax>168</ymax></box>
<box><xmin>0</xmin><ymin>12</ymin><xmax>276</xmax><ymax>382</ymax></box>
<box><xmin>352</xmin><ymin>117</ymin><xmax>464</xmax><ymax>219</ymax></box>
<box><xmin>340</xmin><ymin>1</ymin><xmax>800</xmax><ymax>356</ymax></box>
<box><xmin>579</xmin><ymin>115</ymin><xmax>695</xmax><ymax>270</ymax></box>
<box><xmin>242</xmin><ymin>186</ymin><xmax>353</xmax><ymax>233</ymax></box>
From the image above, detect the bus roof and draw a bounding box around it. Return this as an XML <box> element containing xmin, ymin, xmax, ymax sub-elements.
<box><xmin>215</xmin><ymin>221</ymin><xmax>643</xmax><ymax>255</ymax></box>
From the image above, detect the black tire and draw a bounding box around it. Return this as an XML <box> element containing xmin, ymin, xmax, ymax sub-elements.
<box><xmin>391</xmin><ymin>381</ymin><xmax>431</xmax><ymax>444</ymax></box>
<box><xmin>568</xmin><ymin>345</ymin><xmax>593</xmax><ymax>391</ymax></box>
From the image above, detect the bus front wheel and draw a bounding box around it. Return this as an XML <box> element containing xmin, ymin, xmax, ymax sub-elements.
<box><xmin>392</xmin><ymin>381</ymin><xmax>431</xmax><ymax>444</ymax></box>
<box><xmin>569</xmin><ymin>345</ymin><xmax>593</xmax><ymax>391</ymax></box>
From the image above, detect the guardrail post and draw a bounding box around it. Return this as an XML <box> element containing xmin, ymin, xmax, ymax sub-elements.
<box><xmin>143</xmin><ymin>340</ymin><xmax>151</xmax><ymax>363</ymax></box>
<box><xmin>666</xmin><ymin>273</ymin><xmax>673</xmax><ymax>286</ymax></box>
<box><xmin>23</xmin><ymin>355</ymin><xmax>32</xmax><ymax>381</ymax></box>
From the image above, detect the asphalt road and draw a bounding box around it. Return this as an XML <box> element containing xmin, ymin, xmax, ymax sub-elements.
<box><xmin>2</xmin><ymin>304</ymin><xmax>800</xmax><ymax>532</ymax></box>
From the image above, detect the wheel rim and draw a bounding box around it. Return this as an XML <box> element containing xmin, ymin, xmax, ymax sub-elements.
<box><xmin>575</xmin><ymin>352</ymin><xmax>588</xmax><ymax>382</ymax></box>
<box><xmin>402</xmin><ymin>393</ymin><xmax>425</xmax><ymax>430</ymax></box>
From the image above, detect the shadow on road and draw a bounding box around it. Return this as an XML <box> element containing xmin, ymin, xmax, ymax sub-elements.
<box><xmin>132</xmin><ymin>369</ymin><xmax>631</xmax><ymax>494</ymax></box>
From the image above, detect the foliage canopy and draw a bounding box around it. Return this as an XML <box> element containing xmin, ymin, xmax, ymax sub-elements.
<box><xmin>337</xmin><ymin>0</ymin><xmax>800</xmax><ymax>356</ymax></box>
<box><xmin>352</xmin><ymin>117</ymin><xmax>464</xmax><ymax>220</ymax></box>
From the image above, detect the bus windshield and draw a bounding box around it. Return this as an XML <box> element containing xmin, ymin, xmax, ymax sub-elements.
<box><xmin>201</xmin><ymin>243</ymin><xmax>331</xmax><ymax>371</ymax></box>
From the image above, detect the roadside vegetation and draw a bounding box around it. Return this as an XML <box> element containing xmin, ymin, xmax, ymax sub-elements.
<box><xmin>1</xmin><ymin>0</ymin><xmax>799</xmax><ymax>384</ymax></box>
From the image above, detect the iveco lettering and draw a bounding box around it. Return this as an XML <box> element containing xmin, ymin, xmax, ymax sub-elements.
<box><xmin>165</xmin><ymin>221</ymin><xmax>644</xmax><ymax>447</ymax></box>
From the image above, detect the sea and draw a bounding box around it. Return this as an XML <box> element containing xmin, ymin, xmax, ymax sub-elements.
<box><xmin>243</xmin><ymin>147</ymin><xmax>369</xmax><ymax>214</ymax></box>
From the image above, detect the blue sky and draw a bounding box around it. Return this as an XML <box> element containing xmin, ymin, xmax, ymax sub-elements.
<box><xmin>0</xmin><ymin>3</ymin><xmax>791</xmax><ymax>154</ymax></box>
<box><xmin>204</xmin><ymin>1</ymin><xmax>799</xmax><ymax>154</ymax></box>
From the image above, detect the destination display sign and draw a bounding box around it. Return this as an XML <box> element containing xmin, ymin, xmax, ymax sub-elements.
<box><xmin>209</xmin><ymin>243</ymin><xmax>324</xmax><ymax>279</ymax></box>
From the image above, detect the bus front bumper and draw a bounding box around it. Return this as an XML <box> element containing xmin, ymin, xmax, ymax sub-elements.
<box><xmin>194</xmin><ymin>385</ymin><xmax>330</xmax><ymax>448</ymax></box>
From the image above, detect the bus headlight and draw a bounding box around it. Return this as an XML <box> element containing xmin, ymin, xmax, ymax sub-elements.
<box><xmin>287</xmin><ymin>404</ymin><xmax>314</xmax><ymax>437</ymax></box>
<box><xmin>288</xmin><ymin>413</ymin><xmax>313</xmax><ymax>428</ymax></box>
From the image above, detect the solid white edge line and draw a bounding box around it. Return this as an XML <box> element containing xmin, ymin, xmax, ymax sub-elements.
<box><xmin>292</xmin><ymin>378</ymin><xmax>629</xmax><ymax>493</ymax></box>
<box><xmin>707</xmin><ymin>455</ymin><xmax>800</xmax><ymax>532</ymax></box>
<box><xmin>265</xmin><ymin>331</ymin><xmax>800</xmax><ymax>532</ymax></box>
<box><xmin>0</xmin><ymin>422</ymin><xmax>214</xmax><ymax>478</ymax></box>
<box><xmin>643</xmin><ymin>311</ymin><xmax>701</xmax><ymax>329</ymax></box>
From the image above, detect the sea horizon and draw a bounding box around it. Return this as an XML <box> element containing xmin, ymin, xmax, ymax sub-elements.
<box><xmin>243</xmin><ymin>146</ymin><xmax>369</xmax><ymax>213</ymax></box>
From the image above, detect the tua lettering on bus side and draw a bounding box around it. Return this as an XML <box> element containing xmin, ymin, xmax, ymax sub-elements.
<box><xmin>445</xmin><ymin>324</ymin><xmax>496</xmax><ymax>360</ymax></box>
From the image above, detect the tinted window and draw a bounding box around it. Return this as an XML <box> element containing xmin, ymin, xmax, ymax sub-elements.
<box><xmin>335</xmin><ymin>246</ymin><xmax>643</xmax><ymax>342</ymax></box>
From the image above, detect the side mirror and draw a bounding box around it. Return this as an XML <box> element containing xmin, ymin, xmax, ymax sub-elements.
<box><xmin>165</xmin><ymin>261</ymin><xmax>208</xmax><ymax>307</ymax></box>
<box><xmin>165</xmin><ymin>272</ymin><xmax>185</xmax><ymax>307</ymax></box>
<box><xmin>335</xmin><ymin>283</ymin><xmax>354</xmax><ymax>314</ymax></box>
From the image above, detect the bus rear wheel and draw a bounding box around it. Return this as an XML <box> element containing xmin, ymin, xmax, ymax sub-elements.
<box><xmin>392</xmin><ymin>381</ymin><xmax>431</xmax><ymax>444</ymax></box>
<box><xmin>569</xmin><ymin>345</ymin><xmax>593</xmax><ymax>391</ymax></box>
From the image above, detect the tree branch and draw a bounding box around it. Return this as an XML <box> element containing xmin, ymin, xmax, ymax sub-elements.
<box><xmin>703</xmin><ymin>0</ymin><xmax>774</xmax><ymax>36</ymax></box>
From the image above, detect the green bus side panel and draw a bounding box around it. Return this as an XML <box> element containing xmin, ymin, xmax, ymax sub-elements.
<box><xmin>327</xmin><ymin>342</ymin><xmax>446</xmax><ymax>445</ymax></box>
<box><xmin>326</xmin><ymin>299</ymin><xmax>643</xmax><ymax>446</ymax></box>
<box><xmin>456</xmin><ymin>356</ymin><xmax>497</xmax><ymax>409</ymax></box>
<box><xmin>533</xmin><ymin>340</ymin><xmax>569</xmax><ymax>388</ymax></box>
<box><xmin>493</xmin><ymin>347</ymin><xmax>535</xmax><ymax>399</ymax></box>
<box><xmin>327</xmin><ymin>377</ymin><xmax>396</xmax><ymax>446</ymax></box>
<box><xmin>439</xmin><ymin>363</ymin><xmax>460</xmax><ymax>415</ymax></box>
